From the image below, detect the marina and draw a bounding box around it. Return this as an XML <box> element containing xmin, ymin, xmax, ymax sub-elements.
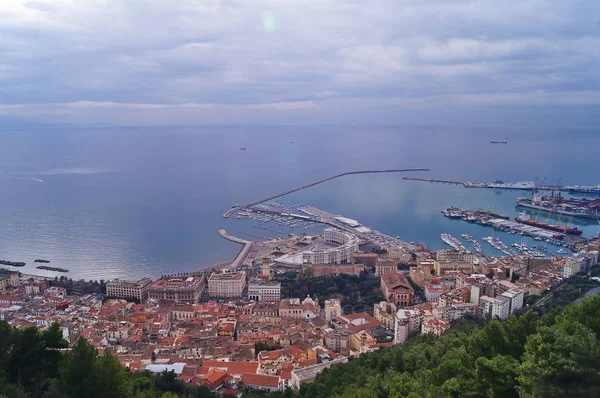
<box><xmin>441</xmin><ymin>206</ymin><xmax>590</xmax><ymax>251</ymax></box>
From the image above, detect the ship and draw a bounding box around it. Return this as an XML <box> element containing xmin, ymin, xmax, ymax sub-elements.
<box><xmin>240</xmin><ymin>147</ymin><xmax>246</xmax><ymax>151</ymax></box>
<box><xmin>516</xmin><ymin>192</ymin><xmax>600</xmax><ymax>220</ymax></box>
<box><xmin>565</xmin><ymin>185</ymin><xmax>600</xmax><ymax>195</ymax></box>
<box><xmin>463</xmin><ymin>182</ymin><xmax>488</xmax><ymax>188</ymax></box>
<box><xmin>488</xmin><ymin>180</ymin><xmax>535</xmax><ymax>190</ymax></box>
<box><xmin>490</xmin><ymin>140</ymin><xmax>508</xmax><ymax>144</ymax></box>
<box><xmin>441</xmin><ymin>207</ymin><xmax>463</xmax><ymax>219</ymax></box>
<box><xmin>515</xmin><ymin>212</ymin><xmax>583</xmax><ymax>236</ymax></box>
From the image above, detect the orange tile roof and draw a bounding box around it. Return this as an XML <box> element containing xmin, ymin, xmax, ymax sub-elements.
<box><xmin>241</xmin><ymin>373</ymin><xmax>280</xmax><ymax>388</ymax></box>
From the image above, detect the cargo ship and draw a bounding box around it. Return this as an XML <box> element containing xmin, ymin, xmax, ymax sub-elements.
<box><xmin>515</xmin><ymin>212</ymin><xmax>583</xmax><ymax>236</ymax></box>
<box><xmin>516</xmin><ymin>192</ymin><xmax>600</xmax><ymax>220</ymax></box>
<box><xmin>490</xmin><ymin>140</ymin><xmax>508</xmax><ymax>144</ymax></box>
<box><xmin>565</xmin><ymin>185</ymin><xmax>600</xmax><ymax>195</ymax></box>
<box><xmin>488</xmin><ymin>180</ymin><xmax>535</xmax><ymax>190</ymax></box>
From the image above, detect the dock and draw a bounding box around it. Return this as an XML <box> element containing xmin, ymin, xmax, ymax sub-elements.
<box><xmin>403</xmin><ymin>177</ymin><xmax>566</xmax><ymax>191</ymax></box>
<box><xmin>223</xmin><ymin>168</ymin><xmax>430</xmax><ymax>218</ymax></box>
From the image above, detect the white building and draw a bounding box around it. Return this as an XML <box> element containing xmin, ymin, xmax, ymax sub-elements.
<box><xmin>433</xmin><ymin>303</ymin><xmax>477</xmax><ymax>321</ymax></box>
<box><xmin>301</xmin><ymin>228</ymin><xmax>359</xmax><ymax>265</ymax></box>
<box><xmin>394</xmin><ymin>309</ymin><xmax>420</xmax><ymax>345</ymax></box>
<box><xmin>436</xmin><ymin>249</ymin><xmax>476</xmax><ymax>264</ymax></box>
<box><xmin>479</xmin><ymin>295</ymin><xmax>510</xmax><ymax>321</ymax></box>
<box><xmin>324</xmin><ymin>298</ymin><xmax>343</xmax><ymax>322</ymax></box>
<box><xmin>106</xmin><ymin>278</ymin><xmax>153</xmax><ymax>302</ymax></box>
<box><xmin>247</xmin><ymin>281</ymin><xmax>281</xmax><ymax>302</ymax></box>
<box><xmin>500</xmin><ymin>289</ymin><xmax>524</xmax><ymax>314</ymax></box>
<box><xmin>563</xmin><ymin>251</ymin><xmax>599</xmax><ymax>278</ymax></box>
<box><xmin>424</xmin><ymin>283</ymin><xmax>448</xmax><ymax>302</ymax></box>
<box><xmin>208</xmin><ymin>271</ymin><xmax>246</xmax><ymax>298</ymax></box>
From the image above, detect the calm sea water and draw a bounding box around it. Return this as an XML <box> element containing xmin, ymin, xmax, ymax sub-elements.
<box><xmin>0</xmin><ymin>126</ymin><xmax>599</xmax><ymax>280</ymax></box>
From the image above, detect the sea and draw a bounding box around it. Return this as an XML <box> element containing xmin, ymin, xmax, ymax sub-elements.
<box><xmin>1</xmin><ymin>125</ymin><xmax>599</xmax><ymax>280</ymax></box>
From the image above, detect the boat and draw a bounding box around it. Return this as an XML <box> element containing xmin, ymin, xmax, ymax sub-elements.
<box><xmin>463</xmin><ymin>182</ymin><xmax>488</xmax><ymax>188</ymax></box>
<box><xmin>488</xmin><ymin>180</ymin><xmax>535</xmax><ymax>190</ymax></box>
<box><xmin>515</xmin><ymin>212</ymin><xmax>583</xmax><ymax>236</ymax></box>
<box><xmin>516</xmin><ymin>192</ymin><xmax>600</xmax><ymax>220</ymax></box>
<box><xmin>0</xmin><ymin>260</ymin><xmax>25</xmax><ymax>267</ymax></box>
<box><xmin>240</xmin><ymin>147</ymin><xmax>246</xmax><ymax>150</ymax></box>
<box><xmin>565</xmin><ymin>185</ymin><xmax>600</xmax><ymax>195</ymax></box>
<box><xmin>490</xmin><ymin>140</ymin><xmax>508</xmax><ymax>144</ymax></box>
<box><xmin>34</xmin><ymin>259</ymin><xmax>50</xmax><ymax>263</ymax></box>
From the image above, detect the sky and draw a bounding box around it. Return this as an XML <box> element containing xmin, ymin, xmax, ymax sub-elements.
<box><xmin>1</xmin><ymin>0</ymin><xmax>599</xmax><ymax>126</ymax></box>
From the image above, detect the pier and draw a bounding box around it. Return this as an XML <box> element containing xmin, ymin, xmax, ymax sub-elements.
<box><xmin>223</xmin><ymin>168</ymin><xmax>430</xmax><ymax>218</ymax></box>
<box><xmin>402</xmin><ymin>177</ymin><xmax>463</xmax><ymax>185</ymax></box>
<box><xmin>218</xmin><ymin>229</ymin><xmax>253</xmax><ymax>269</ymax></box>
<box><xmin>403</xmin><ymin>177</ymin><xmax>566</xmax><ymax>191</ymax></box>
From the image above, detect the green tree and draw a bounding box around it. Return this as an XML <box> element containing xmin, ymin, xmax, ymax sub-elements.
<box><xmin>518</xmin><ymin>323</ymin><xmax>600</xmax><ymax>397</ymax></box>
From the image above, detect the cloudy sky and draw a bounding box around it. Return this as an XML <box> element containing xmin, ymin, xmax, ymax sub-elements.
<box><xmin>1</xmin><ymin>0</ymin><xmax>599</xmax><ymax>126</ymax></box>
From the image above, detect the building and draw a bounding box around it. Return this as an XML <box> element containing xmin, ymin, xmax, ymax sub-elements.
<box><xmin>424</xmin><ymin>283</ymin><xmax>449</xmax><ymax>302</ymax></box>
<box><xmin>241</xmin><ymin>374</ymin><xmax>281</xmax><ymax>392</ymax></box>
<box><xmin>500</xmin><ymin>289</ymin><xmax>524</xmax><ymax>314</ymax></box>
<box><xmin>248</xmin><ymin>281</ymin><xmax>281</xmax><ymax>302</ymax></box>
<box><xmin>563</xmin><ymin>252</ymin><xmax>598</xmax><ymax>278</ymax></box>
<box><xmin>24</xmin><ymin>280</ymin><xmax>48</xmax><ymax>296</ymax></box>
<box><xmin>208</xmin><ymin>271</ymin><xmax>246</xmax><ymax>298</ymax></box>
<box><xmin>0</xmin><ymin>271</ymin><xmax>19</xmax><ymax>293</ymax></box>
<box><xmin>433</xmin><ymin>303</ymin><xmax>478</xmax><ymax>321</ymax></box>
<box><xmin>434</xmin><ymin>260</ymin><xmax>474</xmax><ymax>276</ymax></box>
<box><xmin>349</xmin><ymin>331</ymin><xmax>377</xmax><ymax>352</ymax></box>
<box><xmin>324</xmin><ymin>298</ymin><xmax>342</xmax><ymax>322</ymax></box>
<box><xmin>279</xmin><ymin>297</ymin><xmax>320</xmax><ymax>319</ymax></box>
<box><xmin>148</xmin><ymin>277</ymin><xmax>205</xmax><ymax>304</ymax></box>
<box><xmin>290</xmin><ymin>358</ymin><xmax>348</xmax><ymax>390</ymax></box>
<box><xmin>394</xmin><ymin>309</ymin><xmax>420</xmax><ymax>344</ymax></box>
<box><xmin>387</xmin><ymin>246</ymin><xmax>407</xmax><ymax>261</ymax></box>
<box><xmin>421</xmin><ymin>319</ymin><xmax>450</xmax><ymax>336</ymax></box>
<box><xmin>325</xmin><ymin>328</ymin><xmax>352</xmax><ymax>353</ymax></box>
<box><xmin>373</xmin><ymin>301</ymin><xmax>397</xmax><ymax>329</ymax></box>
<box><xmin>301</xmin><ymin>228</ymin><xmax>359</xmax><ymax>265</ymax></box>
<box><xmin>479</xmin><ymin>295</ymin><xmax>510</xmax><ymax>321</ymax></box>
<box><xmin>351</xmin><ymin>252</ymin><xmax>379</xmax><ymax>268</ymax></box>
<box><xmin>106</xmin><ymin>278</ymin><xmax>152</xmax><ymax>302</ymax></box>
<box><xmin>380</xmin><ymin>273</ymin><xmax>414</xmax><ymax>307</ymax></box>
<box><xmin>376</xmin><ymin>260</ymin><xmax>398</xmax><ymax>276</ymax></box>
<box><xmin>409</xmin><ymin>265</ymin><xmax>432</xmax><ymax>287</ymax></box>
<box><xmin>312</xmin><ymin>264</ymin><xmax>365</xmax><ymax>277</ymax></box>
<box><xmin>44</xmin><ymin>286</ymin><xmax>67</xmax><ymax>298</ymax></box>
<box><xmin>436</xmin><ymin>249</ymin><xmax>476</xmax><ymax>263</ymax></box>
<box><xmin>332</xmin><ymin>312</ymin><xmax>381</xmax><ymax>333</ymax></box>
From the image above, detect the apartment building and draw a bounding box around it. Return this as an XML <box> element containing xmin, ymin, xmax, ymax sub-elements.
<box><xmin>208</xmin><ymin>271</ymin><xmax>246</xmax><ymax>298</ymax></box>
<box><xmin>106</xmin><ymin>278</ymin><xmax>153</xmax><ymax>302</ymax></box>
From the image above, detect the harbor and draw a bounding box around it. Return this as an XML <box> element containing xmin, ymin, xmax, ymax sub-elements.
<box><xmin>403</xmin><ymin>176</ymin><xmax>600</xmax><ymax>192</ymax></box>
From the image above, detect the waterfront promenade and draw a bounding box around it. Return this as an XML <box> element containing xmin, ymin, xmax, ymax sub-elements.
<box><xmin>223</xmin><ymin>168</ymin><xmax>430</xmax><ymax>218</ymax></box>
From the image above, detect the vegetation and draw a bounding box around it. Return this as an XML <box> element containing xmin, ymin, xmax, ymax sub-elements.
<box><xmin>49</xmin><ymin>276</ymin><xmax>107</xmax><ymax>295</ymax></box>
<box><xmin>254</xmin><ymin>294</ymin><xmax>600</xmax><ymax>398</ymax></box>
<box><xmin>0</xmin><ymin>323</ymin><xmax>214</xmax><ymax>398</ymax></box>
<box><xmin>530</xmin><ymin>270</ymin><xmax>600</xmax><ymax>309</ymax></box>
<box><xmin>281</xmin><ymin>272</ymin><xmax>383</xmax><ymax>314</ymax></box>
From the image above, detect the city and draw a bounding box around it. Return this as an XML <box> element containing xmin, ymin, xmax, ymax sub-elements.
<box><xmin>2</xmin><ymin>201</ymin><xmax>599</xmax><ymax>396</ymax></box>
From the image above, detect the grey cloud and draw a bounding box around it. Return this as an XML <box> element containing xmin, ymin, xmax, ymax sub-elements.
<box><xmin>0</xmin><ymin>0</ymin><xmax>599</xmax><ymax>125</ymax></box>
